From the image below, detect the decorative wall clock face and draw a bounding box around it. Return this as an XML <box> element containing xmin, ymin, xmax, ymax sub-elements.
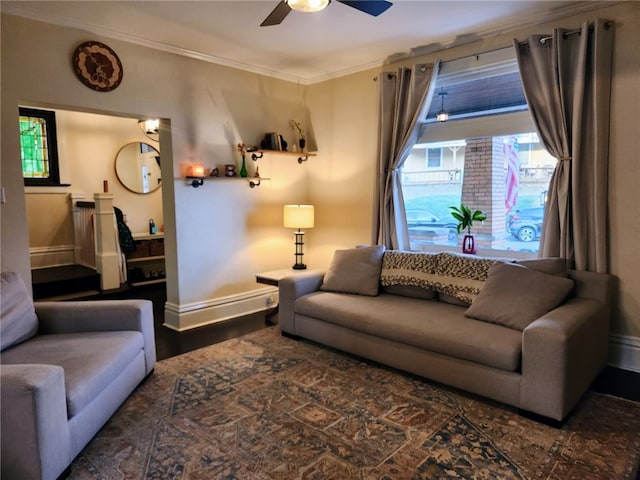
<box><xmin>72</xmin><ymin>41</ymin><xmax>123</xmax><ymax>92</ymax></box>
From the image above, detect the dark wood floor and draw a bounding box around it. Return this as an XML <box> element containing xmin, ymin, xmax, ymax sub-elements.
<box><xmin>71</xmin><ymin>283</ymin><xmax>270</xmax><ymax>361</ymax></box>
<box><xmin>73</xmin><ymin>283</ymin><xmax>640</xmax><ymax>404</ymax></box>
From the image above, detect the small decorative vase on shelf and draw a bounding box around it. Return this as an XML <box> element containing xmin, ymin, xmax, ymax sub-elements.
<box><xmin>298</xmin><ymin>138</ymin><xmax>306</xmax><ymax>152</ymax></box>
<box><xmin>462</xmin><ymin>234</ymin><xmax>476</xmax><ymax>254</ymax></box>
<box><xmin>240</xmin><ymin>154</ymin><xmax>248</xmax><ymax>178</ymax></box>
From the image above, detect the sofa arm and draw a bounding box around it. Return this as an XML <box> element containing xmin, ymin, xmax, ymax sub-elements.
<box><xmin>35</xmin><ymin>300</ymin><xmax>156</xmax><ymax>375</ymax></box>
<box><xmin>1</xmin><ymin>364</ymin><xmax>72</xmax><ymax>480</ymax></box>
<box><xmin>279</xmin><ymin>271</ymin><xmax>325</xmax><ymax>334</ymax></box>
<box><xmin>520</xmin><ymin>297</ymin><xmax>609</xmax><ymax>421</ymax></box>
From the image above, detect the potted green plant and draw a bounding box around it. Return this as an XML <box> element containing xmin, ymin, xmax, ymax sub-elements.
<box><xmin>449</xmin><ymin>204</ymin><xmax>487</xmax><ymax>254</ymax></box>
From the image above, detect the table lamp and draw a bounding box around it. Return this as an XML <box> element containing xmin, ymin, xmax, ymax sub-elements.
<box><xmin>283</xmin><ymin>204</ymin><xmax>314</xmax><ymax>270</ymax></box>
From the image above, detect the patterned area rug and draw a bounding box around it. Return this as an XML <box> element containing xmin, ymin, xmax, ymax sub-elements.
<box><xmin>69</xmin><ymin>327</ymin><xmax>640</xmax><ymax>479</ymax></box>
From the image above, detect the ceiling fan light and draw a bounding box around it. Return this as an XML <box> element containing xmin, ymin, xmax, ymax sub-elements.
<box><xmin>287</xmin><ymin>0</ymin><xmax>330</xmax><ymax>13</ymax></box>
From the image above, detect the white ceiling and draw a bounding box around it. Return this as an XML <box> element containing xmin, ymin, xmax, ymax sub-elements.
<box><xmin>2</xmin><ymin>0</ymin><xmax>606</xmax><ymax>84</ymax></box>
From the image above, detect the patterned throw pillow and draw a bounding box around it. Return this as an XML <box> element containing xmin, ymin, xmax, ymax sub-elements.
<box><xmin>432</xmin><ymin>252</ymin><xmax>502</xmax><ymax>305</ymax></box>
<box><xmin>380</xmin><ymin>251</ymin><xmax>509</xmax><ymax>305</ymax></box>
<box><xmin>380</xmin><ymin>251</ymin><xmax>439</xmax><ymax>291</ymax></box>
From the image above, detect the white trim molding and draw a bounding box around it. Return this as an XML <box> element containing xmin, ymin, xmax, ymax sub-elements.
<box><xmin>29</xmin><ymin>244</ymin><xmax>75</xmax><ymax>269</ymax></box>
<box><xmin>608</xmin><ymin>334</ymin><xmax>640</xmax><ymax>373</ymax></box>
<box><xmin>163</xmin><ymin>286</ymin><xmax>278</xmax><ymax>332</ymax></box>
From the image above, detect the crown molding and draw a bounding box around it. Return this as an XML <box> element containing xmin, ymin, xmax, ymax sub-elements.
<box><xmin>2</xmin><ymin>1</ymin><xmax>618</xmax><ymax>86</ymax></box>
<box><xmin>1</xmin><ymin>4</ymin><xmax>306</xmax><ymax>84</ymax></box>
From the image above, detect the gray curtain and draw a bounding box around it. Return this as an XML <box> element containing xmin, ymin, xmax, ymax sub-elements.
<box><xmin>513</xmin><ymin>19</ymin><xmax>613</xmax><ymax>272</ymax></box>
<box><xmin>372</xmin><ymin>61</ymin><xmax>440</xmax><ymax>249</ymax></box>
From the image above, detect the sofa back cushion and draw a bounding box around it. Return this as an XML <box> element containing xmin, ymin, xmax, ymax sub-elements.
<box><xmin>1</xmin><ymin>272</ymin><xmax>39</xmax><ymax>351</ymax></box>
<box><xmin>464</xmin><ymin>262</ymin><xmax>574</xmax><ymax>330</ymax></box>
<box><xmin>516</xmin><ymin>257</ymin><xmax>568</xmax><ymax>277</ymax></box>
<box><xmin>321</xmin><ymin>245</ymin><xmax>386</xmax><ymax>296</ymax></box>
<box><xmin>381</xmin><ymin>284</ymin><xmax>438</xmax><ymax>300</ymax></box>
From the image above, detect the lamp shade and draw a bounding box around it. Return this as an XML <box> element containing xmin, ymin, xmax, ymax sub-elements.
<box><xmin>283</xmin><ymin>205</ymin><xmax>314</xmax><ymax>229</ymax></box>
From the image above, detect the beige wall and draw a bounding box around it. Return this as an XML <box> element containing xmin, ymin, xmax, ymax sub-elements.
<box><xmin>25</xmin><ymin>193</ymin><xmax>74</xmax><ymax>268</ymax></box>
<box><xmin>1</xmin><ymin>14</ymin><xmax>310</xmax><ymax>329</ymax></box>
<box><xmin>2</xmin><ymin>3</ymin><xmax>639</xmax><ymax>350</ymax></box>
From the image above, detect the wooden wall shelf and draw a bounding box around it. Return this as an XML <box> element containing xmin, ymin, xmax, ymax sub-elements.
<box><xmin>251</xmin><ymin>150</ymin><xmax>317</xmax><ymax>164</ymax></box>
<box><xmin>186</xmin><ymin>176</ymin><xmax>268</xmax><ymax>188</ymax></box>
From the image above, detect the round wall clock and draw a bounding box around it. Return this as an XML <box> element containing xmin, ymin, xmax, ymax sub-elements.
<box><xmin>72</xmin><ymin>41</ymin><xmax>123</xmax><ymax>92</ymax></box>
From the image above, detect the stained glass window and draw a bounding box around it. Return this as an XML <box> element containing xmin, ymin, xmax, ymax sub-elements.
<box><xmin>19</xmin><ymin>107</ymin><xmax>60</xmax><ymax>185</ymax></box>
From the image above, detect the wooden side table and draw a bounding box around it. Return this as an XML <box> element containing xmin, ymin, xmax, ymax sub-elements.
<box><xmin>255</xmin><ymin>269</ymin><xmax>300</xmax><ymax>287</ymax></box>
<box><xmin>255</xmin><ymin>269</ymin><xmax>315</xmax><ymax>323</ymax></box>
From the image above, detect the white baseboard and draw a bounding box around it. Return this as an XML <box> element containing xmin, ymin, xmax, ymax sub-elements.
<box><xmin>608</xmin><ymin>334</ymin><xmax>640</xmax><ymax>373</ymax></box>
<box><xmin>163</xmin><ymin>286</ymin><xmax>278</xmax><ymax>331</ymax></box>
<box><xmin>30</xmin><ymin>245</ymin><xmax>75</xmax><ymax>269</ymax></box>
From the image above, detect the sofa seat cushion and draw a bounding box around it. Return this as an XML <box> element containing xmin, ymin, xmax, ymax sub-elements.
<box><xmin>295</xmin><ymin>292</ymin><xmax>522</xmax><ymax>371</ymax></box>
<box><xmin>0</xmin><ymin>331</ymin><xmax>144</xmax><ymax>417</ymax></box>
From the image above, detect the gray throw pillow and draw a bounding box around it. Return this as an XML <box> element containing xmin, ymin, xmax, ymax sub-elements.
<box><xmin>464</xmin><ymin>262</ymin><xmax>574</xmax><ymax>331</ymax></box>
<box><xmin>1</xmin><ymin>272</ymin><xmax>39</xmax><ymax>351</ymax></box>
<box><xmin>321</xmin><ymin>245</ymin><xmax>386</xmax><ymax>296</ymax></box>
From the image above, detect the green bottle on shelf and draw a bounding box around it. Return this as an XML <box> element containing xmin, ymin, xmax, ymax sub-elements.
<box><xmin>240</xmin><ymin>155</ymin><xmax>248</xmax><ymax>178</ymax></box>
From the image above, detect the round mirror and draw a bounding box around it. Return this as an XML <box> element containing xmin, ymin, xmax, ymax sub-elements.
<box><xmin>114</xmin><ymin>142</ymin><xmax>161</xmax><ymax>194</ymax></box>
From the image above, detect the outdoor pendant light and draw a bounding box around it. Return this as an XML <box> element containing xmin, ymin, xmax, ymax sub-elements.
<box><xmin>436</xmin><ymin>91</ymin><xmax>449</xmax><ymax>123</ymax></box>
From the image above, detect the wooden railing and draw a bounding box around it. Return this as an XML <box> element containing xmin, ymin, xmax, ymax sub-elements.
<box><xmin>402</xmin><ymin>166</ymin><xmax>554</xmax><ymax>185</ymax></box>
<box><xmin>402</xmin><ymin>169</ymin><xmax>462</xmax><ymax>184</ymax></box>
<box><xmin>73</xmin><ymin>199</ymin><xmax>96</xmax><ymax>269</ymax></box>
<box><xmin>71</xmin><ymin>194</ymin><xmax>121</xmax><ymax>290</ymax></box>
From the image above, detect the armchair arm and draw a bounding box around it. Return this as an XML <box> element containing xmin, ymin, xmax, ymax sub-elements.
<box><xmin>35</xmin><ymin>300</ymin><xmax>156</xmax><ymax>375</ymax></box>
<box><xmin>520</xmin><ymin>297</ymin><xmax>609</xmax><ymax>421</ymax></box>
<box><xmin>279</xmin><ymin>271</ymin><xmax>325</xmax><ymax>334</ymax></box>
<box><xmin>1</xmin><ymin>364</ymin><xmax>72</xmax><ymax>480</ymax></box>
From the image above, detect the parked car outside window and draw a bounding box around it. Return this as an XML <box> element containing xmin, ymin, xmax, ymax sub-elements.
<box><xmin>507</xmin><ymin>207</ymin><xmax>544</xmax><ymax>242</ymax></box>
<box><xmin>406</xmin><ymin>209</ymin><xmax>458</xmax><ymax>241</ymax></box>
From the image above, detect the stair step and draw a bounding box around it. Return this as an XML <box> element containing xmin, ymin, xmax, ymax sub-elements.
<box><xmin>32</xmin><ymin>265</ymin><xmax>100</xmax><ymax>300</ymax></box>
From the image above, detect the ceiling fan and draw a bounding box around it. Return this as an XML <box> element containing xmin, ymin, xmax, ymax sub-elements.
<box><xmin>261</xmin><ymin>0</ymin><xmax>393</xmax><ymax>27</ymax></box>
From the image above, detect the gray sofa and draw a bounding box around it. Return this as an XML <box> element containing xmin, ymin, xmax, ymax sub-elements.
<box><xmin>0</xmin><ymin>272</ymin><xmax>156</xmax><ymax>480</ymax></box>
<box><xmin>279</xmin><ymin>247</ymin><xmax>611</xmax><ymax>422</ymax></box>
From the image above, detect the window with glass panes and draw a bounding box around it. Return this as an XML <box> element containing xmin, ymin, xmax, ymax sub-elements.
<box><xmin>401</xmin><ymin>48</ymin><xmax>557</xmax><ymax>255</ymax></box>
<box><xmin>19</xmin><ymin>107</ymin><xmax>60</xmax><ymax>186</ymax></box>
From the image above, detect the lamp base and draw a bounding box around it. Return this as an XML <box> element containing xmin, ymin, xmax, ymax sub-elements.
<box><xmin>292</xmin><ymin>263</ymin><xmax>307</xmax><ymax>270</ymax></box>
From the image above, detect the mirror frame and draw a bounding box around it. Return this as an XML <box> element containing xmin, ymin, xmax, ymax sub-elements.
<box><xmin>114</xmin><ymin>142</ymin><xmax>161</xmax><ymax>194</ymax></box>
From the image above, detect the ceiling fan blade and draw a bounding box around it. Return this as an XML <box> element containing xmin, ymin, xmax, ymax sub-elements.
<box><xmin>337</xmin><ymin>0</ymin><xmax>392</xmax><ymax>16</ymax></box>
<box><xmin>261</xmin><ymin>1</ymin><xmax>292</xmax><ymax>26</ymax></box>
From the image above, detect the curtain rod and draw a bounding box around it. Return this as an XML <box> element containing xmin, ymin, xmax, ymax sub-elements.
<box><xmin>519</xmin><ymin>20</ymin><xmax>611</xmax><ymax>46</ymax></box>
<box><xmin>373</xmin><ymin>64</ymin><xmax>430</xmax><ymax>81</ymax></box>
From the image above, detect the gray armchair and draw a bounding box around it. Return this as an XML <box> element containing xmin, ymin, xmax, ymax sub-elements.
<box><xmin>1</xmin><ymin>272</ymin><xmax>156</xmax><ymax>480</ymax></box>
